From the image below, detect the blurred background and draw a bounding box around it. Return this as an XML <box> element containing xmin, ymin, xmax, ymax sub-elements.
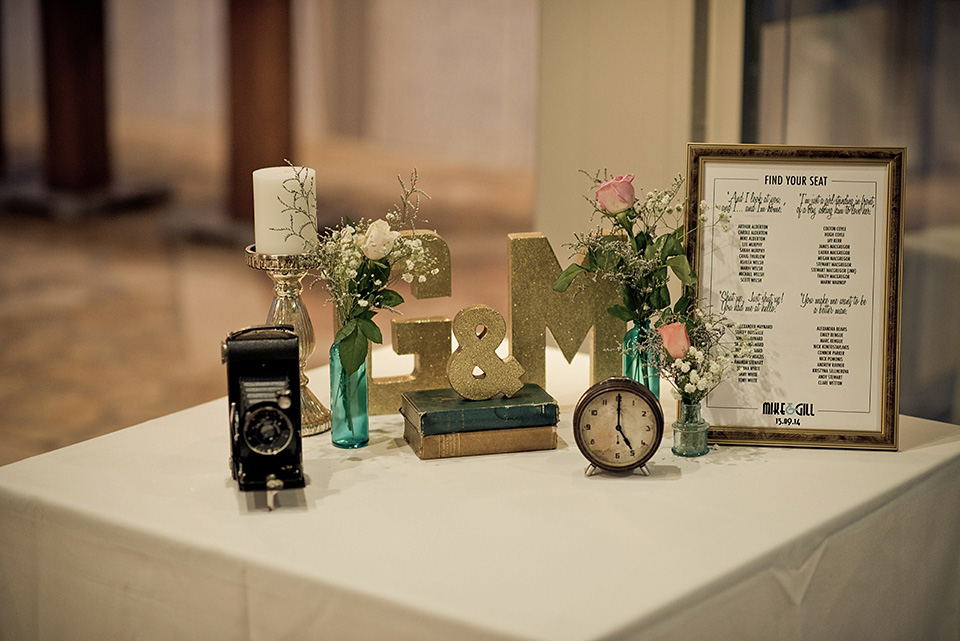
<box><xmin>0</xmin><ymin>0</ymin><xmax>957</xmax><ymax>465</ymax></box>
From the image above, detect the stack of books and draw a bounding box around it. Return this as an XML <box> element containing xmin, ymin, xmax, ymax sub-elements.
<box><xmin>400</xmin><ymin>384</ymin><xmax>559</xmax><ymax>460</ymax></box>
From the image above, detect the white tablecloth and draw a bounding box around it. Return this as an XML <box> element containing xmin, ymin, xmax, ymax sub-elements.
<box><xmin>2</xmin><ymin>349</ymin><xmax>960</xmax><ymax>641</ymax></box>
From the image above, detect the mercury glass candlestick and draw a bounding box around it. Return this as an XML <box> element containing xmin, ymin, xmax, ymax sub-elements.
<box><xmin>246</xmin><ymin>245</ymin><xmax>331</xmax><ymax>435</ymax></box>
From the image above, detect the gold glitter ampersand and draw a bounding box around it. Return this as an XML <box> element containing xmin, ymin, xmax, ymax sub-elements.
<box><xmin>447</xmin><ymin>305</ymin><xmax>525</xmax><ymax>400</ymax></box>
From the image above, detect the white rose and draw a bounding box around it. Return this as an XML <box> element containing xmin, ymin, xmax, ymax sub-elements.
<box><xmin>361</xmin><ymin>219</ymin><xmax>400</xmax><ymax>260</ymax></box>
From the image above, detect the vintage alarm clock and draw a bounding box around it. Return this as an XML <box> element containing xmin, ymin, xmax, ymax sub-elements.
<box><xmin>573</xmin><ymin>376</ymin><xmax>664</xmax><ymax>475</ymax></box>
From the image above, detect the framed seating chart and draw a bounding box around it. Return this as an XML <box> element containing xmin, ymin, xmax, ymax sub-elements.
<box><xmin>686</xmin><ymin>144</ymin><xmax>903</xmax><ymax>449</ymax></box>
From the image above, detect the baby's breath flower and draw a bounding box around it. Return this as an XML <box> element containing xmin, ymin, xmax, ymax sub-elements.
<box><xmin>642</xmin><ymin>304</ymin><xmax>748</xmax><ymax>404</ymax></box>
<box><xmin>310</xmin><ymin>169</ymin><xmax>436</xmax><ymax>373</ymax></box>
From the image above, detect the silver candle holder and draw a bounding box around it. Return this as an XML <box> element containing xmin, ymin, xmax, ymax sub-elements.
<box><xmin>246</xmin><ymin>245</ymin><xmax>331</xmax><ymax>436</ymax></box>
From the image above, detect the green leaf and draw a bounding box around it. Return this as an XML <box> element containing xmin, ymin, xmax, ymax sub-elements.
<box><xmin>666</xmin><ymin>255</ymin><xmax>697</xmax><ymax>285</ymax></box>
<box><xmin>644</xmin><ymin>242</ymin><xmax>657</xmax><ymax>260</ymax></box>
<box><xmin>378</xmin><ymin>289</ymin><xmax>404</xmax><ymax>308</ymax></box>
<box><xmin>337</xmin><ymin>330</ymin><xmax>369</xmax><ymax>375</ymax></box>
<box><xmin>660</xmin><ymin>233</ymin><xmax>683</xmax><ymax>259</ymax></box>
<box><xmin>358</xmin><ymin>317</ymin><xmax>383</xmax><ymax>344</ymax></box>
<box><xmin>596</xmin><ymin>248</ymin><xmax>619</xmax><ymax>272</ymax></box>
<box><xmin>607</xmin><ymin>305</ymin><xmax>635</xmax><ymax>322</ymax></box>
<box><xmin>635</xmin><ymin>231</ymin><xmax>650</xmax><ymax>253</ymax></box>
<box><xmin>334</xmin><ymin>319</ymin><xmax>358</xmax><ymax>345</ymax></box>
<box><xmin>620</xmin><ymin>285</ymin><xmax>638</xmax><ymax>311</ymax></box>
<box><xmin>674</xmin><ymin>293</ymin><xmax>691</xmax><ymax>315</ymax></box>
<box><xmin>651</xmin><ymin>285</ymin><xmax>671</xmax><ymax>309</ymax></box>
<box><xmin>553</xmin><ymin>263</ymin><xmax>585</xmax><ymax>292</ymax></box>
<box><xmin>372</xmin><ymin>261</ymin><xmax>391</xmax><ymax>284</ymax></box>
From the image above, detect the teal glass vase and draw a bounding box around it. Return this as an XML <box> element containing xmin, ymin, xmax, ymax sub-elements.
<box><xmin>672</xmin><ymin>402</ymin><xmax>709</xmax><ymax>457</ymax></box>
<box><xmin>330</xmin><ymin>341</ymin><xmax>369</xmax><ymax>448</ymax></box>
<box><xmin>623</xmin><ymin>321</ymin><xmax>660</xmax><ymax>399</ymax></box>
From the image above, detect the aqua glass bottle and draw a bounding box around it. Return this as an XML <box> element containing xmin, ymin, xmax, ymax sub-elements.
<box><xmin>329</xmin><ymin>341</ymin><xmax>369</xmax><ymax>448</ymax></box>
<box><xmin>623</xmin><ymin>320</ymin><xmax>660</xmax><ymax>399</ymax></box>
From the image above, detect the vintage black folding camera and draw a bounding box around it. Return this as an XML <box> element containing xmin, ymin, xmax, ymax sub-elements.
<box><xmin>222</xmin><ymin>325</ymin><xmax>304</xmax><ymax>492</ymax></box>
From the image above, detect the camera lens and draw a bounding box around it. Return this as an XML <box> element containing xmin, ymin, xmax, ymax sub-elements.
<box><xmin>243</xmin><ymin>406</ymin><xmax>294</xmax><ymax>455</ymax></box>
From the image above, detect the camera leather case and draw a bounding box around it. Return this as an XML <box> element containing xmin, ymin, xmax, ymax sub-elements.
<box><xmin>222</xmin><ymin>325</ymin><xmax>305</xmax><ymax>491</ymax></box>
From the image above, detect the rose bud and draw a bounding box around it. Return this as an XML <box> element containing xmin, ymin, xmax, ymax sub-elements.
<box><xmin>658</xmin><ymin>322</ymin><xmax>691</xmax><ymax>359</ymax></box>
<box><xmin>361</xmin><ymin>219</ymin><xmax>400</xmax><ymax>260</ymax></box>
<box><xmin>596</xmin><ymin>174</ymin><xmax>636</xmax><ymax>214</ymax></box>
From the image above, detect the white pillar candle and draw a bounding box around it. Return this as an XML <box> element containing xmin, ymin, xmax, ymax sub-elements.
<box><xmin>253</xmin><ymin>166</ymin><xmax>319</xmax><ymax>255</ymax></box>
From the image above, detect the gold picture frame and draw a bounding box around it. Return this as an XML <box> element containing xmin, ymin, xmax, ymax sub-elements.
<box><xmin>685</xmin><ymin>144</ymin><xmax>903</xmax><ymax>449</ymax></box>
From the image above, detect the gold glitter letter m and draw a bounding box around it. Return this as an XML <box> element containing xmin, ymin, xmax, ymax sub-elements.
<box><xmin>508</xmin><ymin>232</ymin><xmax>625</xmax><ymax>388</ymax></box>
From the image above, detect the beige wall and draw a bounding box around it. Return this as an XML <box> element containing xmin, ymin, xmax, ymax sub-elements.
<box><xmin>295</xmin><ymin>0</ymin><xmax>540</xmax><ymax>170</ymax></box>
<box><xmin>535</xmin><ymin>0</ymin><xmax>743</xmax><ymax>249</ymax></box>
<box><xmin>535</xmin><ymin>1</ymin><xmax>695</xmax><ymax>249</ymax></box>
<box><xmin>704</xmin><ymin>0</ymin><xmax>744</xmax><ymax>144</ymax></box>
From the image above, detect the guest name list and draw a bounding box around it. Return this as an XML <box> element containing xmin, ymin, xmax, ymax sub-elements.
<box><xmin>696</xmin><ymin>161</ymin><xmax>889</xmax><ymax>432</ymax></box>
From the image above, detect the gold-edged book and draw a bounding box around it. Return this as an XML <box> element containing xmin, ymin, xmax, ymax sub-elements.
<box><xmin>403</xmin><ymin>420</ymin><xmax>557</xmax><ymax>460</ymax></box>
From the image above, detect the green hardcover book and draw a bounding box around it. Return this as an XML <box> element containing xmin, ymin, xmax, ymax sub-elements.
<box><xmin>404</xmin><ymin>420</ymin><xmax>557</xmax><ymax>460</ymax></box>
<box><xmin>400</xmin><ymin>384</ymin><xmax>559</xmax><ymax>436</ymax></box>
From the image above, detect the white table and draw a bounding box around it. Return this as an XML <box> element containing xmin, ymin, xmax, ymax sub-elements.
<box><xmin>2</xmin><ymin>349</ymin><xmax>960</xmax><ymax>641</ymax></box>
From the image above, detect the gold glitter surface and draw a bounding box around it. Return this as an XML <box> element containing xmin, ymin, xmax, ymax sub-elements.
<box><xmin>368</xmin><ymin>231</ymin><xmax>453</xmax><ymax>415</ymax></box>
<box><xmin>507</xmin><ymin>233</ymin><xmax>625</xmax><ymax>388</ymax></box>
<box><xmin>404</xmin><ymin>230</ymin><xmax>452</xmax><ymax>299</ymax></box>
<box><xmin>367</xmin><ymin>316</ymin><xmax>452</xmax><ymax>415</ymax></box>
<box><xmin>447</xmin><ymin>305</ymin><xmax>525</xmax><ymax>400</ymax></box>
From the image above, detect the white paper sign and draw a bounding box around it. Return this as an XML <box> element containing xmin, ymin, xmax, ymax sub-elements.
<box><xmin>687</xmin><ymin>146</ymin><xmax>902</xmax><ymax>449</ymax></box>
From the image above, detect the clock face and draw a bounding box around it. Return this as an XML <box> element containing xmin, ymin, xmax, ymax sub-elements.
<box><xmin>573</xmin><ymin>377</ymin><xmax>664</xmax><ymax>472</ymax></box>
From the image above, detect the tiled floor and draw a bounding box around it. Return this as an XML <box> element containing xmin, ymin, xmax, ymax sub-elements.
<box><xmin>0</xmin><ymin>161</ymin><xmax>533</xmax><ymax>466</ymax></box>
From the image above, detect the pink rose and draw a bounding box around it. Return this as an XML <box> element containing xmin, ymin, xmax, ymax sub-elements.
<box><xmin>658</xmin><ymin>322</ymin><xmax>691</xmax><ymax>359</ymax></box>
<box><xmin>595</xmin><ymin>174</ymin><xmax>635</xmax><ymax>214</ymax></box>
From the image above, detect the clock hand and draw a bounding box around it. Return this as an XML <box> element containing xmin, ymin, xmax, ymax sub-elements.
<box><xmin>616</xmin><ymin>423</ymin><xmax>633</xmax><ymax>449</ymax></box>
<box><xmin>614</xmin><ymin>393</ymin><xmax>633</xmax><ymax>448</ymax></box>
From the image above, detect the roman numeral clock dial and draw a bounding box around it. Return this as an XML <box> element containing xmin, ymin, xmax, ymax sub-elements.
<box><xmin>573</xmin><ymin>377</ymin><xmax>664</xmax><ymax>474</ymax></box>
